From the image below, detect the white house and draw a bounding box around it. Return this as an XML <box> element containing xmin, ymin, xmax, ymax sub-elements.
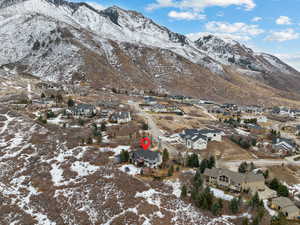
<box><xmin>111</xmin><ymin>112</ymin><xmax>131</xmax><ymax>123</ymax></box>
<box><xmin>180</xmin><ymin>129</ymin><xmax>207</xmax><ymax>150</ymax></box>
<box><xmin>272</xmin><ymin>138</ymin><xmax>297</xmax><ymax>155</ymax></box>
<box><xmin>199</xmin><ymin>129</ymin><xmax>225</xmax><ymax>142</ymax></box>
<box><xmin>179</xmin><ymin>128</ymin><xmax>224</xmax><ymax>150</ymax></box>
<box><xmin>66</xmin><ymin>104</ymin><xmax>97</xmax><ymax>117</ymax></box>
<box><xmin>185</xmin><ymin>134</ymin><xmax>208</xmax><ymax>150</ymax></box>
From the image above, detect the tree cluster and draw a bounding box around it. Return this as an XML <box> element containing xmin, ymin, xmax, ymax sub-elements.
<box><xmin>199</xmin><ymin>156</ymin><xmax>216</xmax><ymax>173</ymax></box>
<box><xmin>244</xmin><ymin>118</ymin><xmax>257</xmax><ymax>124</ymax></box>
<box><xmin>230</xmin><ymin>135</ymin><xmax>256</xmax><ymax>149</ymax></box>
<box><xmin>268</xmin><ymin>178</ymin><xmax>289</xmax><ymax>197</ymax></box>
<box><xmin>270</xmin><ymin>129</ymin><xmax>281</xmax><ymax>139</ymax></box>
<box><xmin>186</xmin><ymin>153</ymin><xmax>199</xmax><ymax>168</ymax></box>
<box><xmin>46</xmin><ymin>110</ymin><xmax>56</xmax><ymax>119</ymax></box>
<box><xmin>238</xmin><ymin>161</ymin><xmax>256</xmax><ymax>173</ymax></box>
<box><xmin>224</xmin><ymin>117</ymin><xmax>240</xmax><ymax>128</ymax></box>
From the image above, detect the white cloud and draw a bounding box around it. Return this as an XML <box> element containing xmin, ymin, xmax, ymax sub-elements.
<box><xmin>276</xmin><ymin>16</ymin><xmax>292</xmax><ymax>25</ymax></box>
<box><xmin>168</xmin><ymin>11</ymin><xmax>206</xmax><ymax>20</ymax></box>
<box><xmin>252</xmin><ymin>16</ymin><xmax>262</xmax><ymax>22</ymax></box>
<box><xmin>200</xmin><ymin>21</ymin><xmax>264</xmax><ymax>41</ymax></box>
<box><xmin>266</xmin><ymin>29</ymin><xmax>299</xmax><ymax>42</ymax></box>
<box><xmin>87</xmin><ymin>2</ymin><xmax>106</xmax><ymax>11</ymax></box>
<box><xmin>146</xmin><ymin>0</ymin><xmax>256</xmax><ymax>11</ymax></box>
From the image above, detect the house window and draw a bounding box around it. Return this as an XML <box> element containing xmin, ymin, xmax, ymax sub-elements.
<box><xmin>219</xmin><ymin>175</ymin><xmax>229</xmax><ymax>183</ymax></box>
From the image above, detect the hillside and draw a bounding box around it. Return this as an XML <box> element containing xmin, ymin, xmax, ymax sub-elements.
<box><xmin>0</xmin><ymin>0</ymin><xmax>300</xmax><ymax>105</ymax></box>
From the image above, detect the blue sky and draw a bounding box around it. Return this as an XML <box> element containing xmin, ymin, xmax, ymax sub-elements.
<box><xmin>87</xmin><ymin>0</ymin><xmax>300</xmax><ymax>69</ymax></box>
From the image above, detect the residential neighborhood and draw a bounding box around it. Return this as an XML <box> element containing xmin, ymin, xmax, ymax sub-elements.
<box><xmin>3</xmin><ymin>79</ymin><xmax>300</xmax><ymax>225</ymax></box>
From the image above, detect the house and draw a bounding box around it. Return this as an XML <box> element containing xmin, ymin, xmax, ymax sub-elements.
<box><xmin>245</xmin><ymin>124</ymin><xmax>266</xmax><ymax>135</ymax></box>
<box><xmin>239</xmin><ymin>105</ymin><xmax>264</xmax><ymax>114</ymax></box>
<box><xmin>208</xmin><ymin>106</ymin><xmax>225</xmax><ymax>114</ymax></box>
<box><xmin>149</xmin><ymin>104</ymin><xmax>183</xmax><ymax>115</ymax></box>
<box><xmin>130</xmin><ymin>149</ymin><xmax>162</xmax><ymax>168</ymax></box>
<box><xmin>111</xmin><ymin>112</ymin><xmax>131</xmax><ymax>123</ymax></box>
<box><xmin>291</xmin><ymin>109</ymin><xmax>300</xmax><ymax>118</ymax></box>
<box><xmin>203</xmin><ymin>168</ymin><xmax>265</xmax><ymax>194</ymax></box>
<box><xmin>221</xmin><ymin>103</ymin><xmax>238</xmax><ymax>111</ymax></box>
<box><xmin>179</xmin><ymin>128</ymin><xmax>224</xmax><ymax>150</ymax></box>
<box><xmin>272</xmin><ymin>138</ymin><xmax>297</xmax><ymax>155</ymax></box>
<box><xmin>179</xmin><ymin>129</ymin><xmax>208</xmax><ymax>150</ymax></box>
<box><xmin>144</xmin><ymin>96</ymin><xmax>157</xmax><ymax>105</ymax></box>
<box><xmin>97</xmin><ymin>100</ymin><xmax>120</xmax><ymax>109</ymax></box>
<box><xmin>271</xmin><ymin>197</ymin><xmax>300</xmax><ymax>220</ymax></box>
<box><xmin>99</xmin><ymin>109</ymin><xmax>111</xmax><ymax>119</ymax></box>
<box><xmin>198</xmin><ymin>129</ymin><xmax>225</xmax><ymax>142</ymax></box>
<box><xmin>66</xmin><ymin>104</ymin><xmax>97</xmax><ymax>117</ymax></box>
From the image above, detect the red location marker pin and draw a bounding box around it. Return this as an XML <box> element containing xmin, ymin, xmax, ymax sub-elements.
<box><xmin>140</xmin><ymin>137</ymin><xmax>151</xmax><ymax>151</ymax></box>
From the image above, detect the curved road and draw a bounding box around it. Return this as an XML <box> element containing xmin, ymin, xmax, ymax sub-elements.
<box><xmin>129</xmin><ymin>102</ymin><xmax>179</xmax><ymax>156</ymax></box>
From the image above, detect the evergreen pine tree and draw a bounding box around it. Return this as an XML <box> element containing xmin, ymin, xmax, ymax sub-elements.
<box><xmin>163</xmin><ymin>149</ymin><xmax>169</xmax><ymax>164</ymax></box>
<box><xmin>229</xmin><ymin>198</ymin><xmax>239</xmax><ymax>214</ymax></box>
<box><xmin>168</xmin><ymin>165</ymin><xmax>174</xmax><ymax>176</ymax></box>
<box><xmin>67</xmin><ymin>98</ymin><xmax>75</xmax><ymax>107</ymax></box>
<box><xmin>199</xmin><ymin>159</ymin><xmax>208</xmax><ymax>173</ymax></box>
<box><xmin>181</xmin><ymin>185</ymin><xmax>187</xmax><ymax>198</ymax></box>
<box><xmin>208</xmin><ymin>155</ymin><xmax>216</xmax><ymax>169</ymax></box>
<box><xmin>211</xmin><ymin>202</ymin><xmax>221</xmax><ymax>216</ymax></box>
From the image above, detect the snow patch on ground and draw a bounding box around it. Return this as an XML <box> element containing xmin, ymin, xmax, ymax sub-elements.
<box><xmin>50</xmin><ymin>163</ymin><xmax>64</xmax><ymax>186</ymax></box>
<box><xmin>119</xmin><ymin>164</ymin><xmax>141</xmax><ymax>176</ymax></box>
<box><xmin>100</xmin><ymin>145</ymin><xmax>131</xmax><ymax>156</ymax></box>
<box><xmin>165</xmin><ymin>179</ymin><xmax>182</xmax><ymax>198</ymax></box>
<box><xmin>70</xmin><ymin>161</ymin><xmax>99</xmax><ymax>177</ymax></box>
<box><xmin>210</xmin><ymin>187</ymin><xmax>234</xmax><ymax>201</ymax></box>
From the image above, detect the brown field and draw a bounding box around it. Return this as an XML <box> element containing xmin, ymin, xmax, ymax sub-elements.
<box><xmin>267</xmin><ymin>165</ymin><xmax>300</xmax><ymax>184</ymax></box>
<box><xmin>152</xmin><ymin>115</ymin><xmax>212</xmax><ymax>133</ymax></box>
<box><xmin>201</xmin><ymin>137</ymin><xmax>255</xmax><ymax>161</ymax></box>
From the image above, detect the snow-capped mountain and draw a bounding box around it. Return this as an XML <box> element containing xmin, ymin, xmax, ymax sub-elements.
<box><xmin>194</xmin><ymin>34</ymin><xmax>299</xmax><ymax>75</ymax></box>
<box><xmin>0</xmin><ymin>0</ymin><xmax>300</xmax><ymax>103</ymax></box>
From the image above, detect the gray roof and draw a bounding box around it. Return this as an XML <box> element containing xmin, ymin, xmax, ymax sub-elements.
<box><xmin>70</xmin><ymin>104</ymin><xmax>95</xmax><ymax>112</ymax></box>
<box><xmin>204</xmin><ymin>168</ymin><xmax>264</xmax><ymax>184</ymax></box>
<box><xmin>272</xmin><ymin>197</ymin><xmax>295</xmax><ymax>208</ymax></box>
<box><xmin>246</xmin><ymin>124</ymin><xmax>263</xmax><ymax>130</ymax></box>
<box><xmin>180</xmin><ymin>129</ymin><xmax>208</xmax><ymax>142</ymax></box>
<box><xmin>131</xmin><ymin>149</ymin><xmax>160</xmax><ymax>161</ymax></box>
<box><xmin>273</xmin><ymin>138</ymin><xmax>295</xmax><ymax>147</ymax></box>
<box><xmin>283</xmin><ymin>205</ymin><xmax>299</xmax><ymax>214</ymax></box>
<box><xmin>198</xmin><ymin>129</ymin><xmax>222</xmax><ymax>135</ymax></box>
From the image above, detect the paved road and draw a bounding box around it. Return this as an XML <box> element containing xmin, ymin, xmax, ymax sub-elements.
<box><xmin>129</xmin><ymin>102</ymin><xmax>179</xmax><ymax>157</ymax></box>
<box><xmin>220</xmin><ymin>158</ymin><xmax>300</xmax><ymax>171</ymax></box>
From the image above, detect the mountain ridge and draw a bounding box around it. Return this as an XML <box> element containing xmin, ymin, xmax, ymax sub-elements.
<box><xmin>1</xmin><ymin>0</ymin><xmax>300</xmax><ymax>105</ymax></box>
